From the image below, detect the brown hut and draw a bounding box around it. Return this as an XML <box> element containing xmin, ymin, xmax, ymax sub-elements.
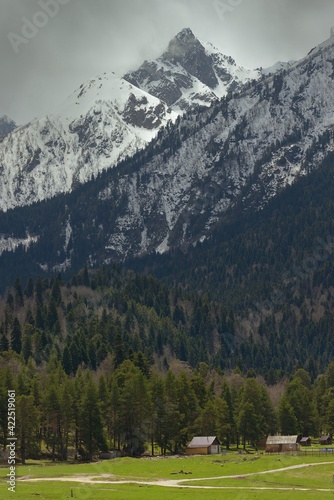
<box><xmin>300</xmin><ymin>437</ymin><xmax>312</xmax><ymax>447</ymax></box>
<box><xmin>185</xmin><ymin>436</ymin><xmax>221</xmax><ymax>455</ymax></box>
<box><xmin>265</xmin><ymin>435</ymin><xmax>299</xmax><ymax>453</ymax></box>
<box><xmin>319</xmin><ymin>435</ymin><xmax>332</xmax><ymax>445</ymax></box>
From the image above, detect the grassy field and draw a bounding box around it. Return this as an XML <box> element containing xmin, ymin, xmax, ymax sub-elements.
<box><xmin>0</xmin><ymin>453</ymin><xmax>333</xmax><ymax>499</ymax></box>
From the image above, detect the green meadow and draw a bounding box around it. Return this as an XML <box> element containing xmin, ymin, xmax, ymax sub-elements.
<box><xmin>0</xmin><ymin>454</ymin><xmax>333</xmax><ymax>499</ymax></box>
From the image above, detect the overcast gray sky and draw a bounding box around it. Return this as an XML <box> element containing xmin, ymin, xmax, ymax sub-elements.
<box><xmin>2</xmin><ymin>0</ymin><xmax>334</xmax><ymax>124</ymax></box>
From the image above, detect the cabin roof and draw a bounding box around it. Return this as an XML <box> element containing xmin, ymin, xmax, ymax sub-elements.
<box><xmin>266</xmin><ymin>435</ymin><xmax>298</xmax><ymax>445</ymax></box>
<box><xmin>187</xmin><ymin>436</ymin><xmax>220</xmax><ymax>448</ymax></box>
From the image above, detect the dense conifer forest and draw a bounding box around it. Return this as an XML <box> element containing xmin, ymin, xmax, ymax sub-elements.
<box><xmin>1</xmin><ymin>266</ymin><xmax>334</xmax><ymax>462</ymax></box>
<box><xmin>130</xmin><ymin>151</ymin><xmax>334</xmax><ymax>378</ymax></box>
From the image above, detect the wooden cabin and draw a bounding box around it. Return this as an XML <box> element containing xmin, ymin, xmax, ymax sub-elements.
<box><xmin>300</xmin><ymin>437</ymin><xmax>312</xmax><ymax>447</ymax></box>
<box><xmin>319</xmin><ymin>435</ymin><xmax>332</xmax><ymax>445</ymax></box>
<box><xmin>265</xmin><ymin>435</ymin><xmax>299</xmax><ymax>453</ymax></box>
<box><xmin>186</xmin><ymin>436</ymin><xmax>221</xmax><ymax>455</ymax></box>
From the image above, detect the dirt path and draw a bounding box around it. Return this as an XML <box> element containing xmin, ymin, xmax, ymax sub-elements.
<box><xmin>176</xmin><ymin>461</ymin><xmax>334</xmax><ymax>483</ymax></box>
<box><xmin>19</xmin><ymin>461</ymin><xmax>334</xmax><ymax>491</ymax></box>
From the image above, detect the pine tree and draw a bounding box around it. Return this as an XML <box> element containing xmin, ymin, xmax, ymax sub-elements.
<box><xmin>325</xmin><ymin>396</ymin><xmax>334</xmax><ymax>434</ymax></box>
<box><xmin>25</xmin><ymin>309</ymin><xmax>35</xmax><ymax>326</ymax></box>
<box><xmin>237</xmin><ymin>401</ymin><xmax>261</xmax><ymax>449</ymax></box>
<box><xmin>279</xmin><ymin>398</ymin><xmax>299</xmax><ymax>435</ymax></box>
<box><xmin>326</xmin><ymin>362</ymin><xmax>334</xmax><ymax>388</ymax></box>
<box><xmin>14</xmin><ymin>278</ymin><xmax>24</xmax><ymax>308</ymax></box>
<box><xmin>79</xmin><ymin>375</ymin><xmax>107</xmax><ymax>460</ymax></box>
<box><xmin>134</xmin><ymin>351</ymin><xmax>151</xmax><ymax>378</ymax></box>
<box><xmin>190</xmin><ymin>373</ymin><xmax>208</xmax><ymax>409</ymax></box>
<box><xmin>238</xmin><ymin>378</ymin><xmax>277</xmax><ymax>438</ymax></box>
<box><xmin>98</xmin><ymin>374</ymin><xmax>111</xmax><ymax>442</ymax></box>
<box><xmin>83</xmin><ymin>265</ymin><xmax>90</xmax><ymax>287</ymax></box>
<box><xmin>119</xmin><ymin>367</ymin><xmax>150</xmax><ymax>455</ymax></box>
<box><xmin>51</xmin><ymin>278</ymin><xmax>62</xmax><ymax>305</ymax></box>
<box><xmin>34</xmin><ymin>277</ymin><xmax>44</xmax><ymax>305</ymax></box>
<box><xmin>6</xmin><ymin>291</ymin><xmax>14</xmax><ymax>312</ymax></box>
<box><xmin>113</xmin><ymin>333</ymin><xmax>126</xmax><ymax>367</ymax></box>
<box><xmin>10</xmin><ymin>317</ymin><xmax>22</xmax><ymax>354</ymax></box>
<box><xmin>281</xmin><ymin>378</ymin><xmax>316</xmax><ymax>435</ymax></box>
<box><xmin>46</xmin><ymin>298</ymin><xmax>59</xmax><ymax>332</ymax></box>
<box><xmin>17</xmin><ymin>395</ymin><xmax>39</xmax><ymax>464</ymax></box>
<box><xmin>43</xmin><ymin>384</ymin><xmax>61</xmax><ymax>461</ymax></box>
<box><xmin>69</xmin><ymin>342</ymin><xmax>80</xmax><ymax>372</ymax></box>
<box><xmin>221</xmin><ymin>380</ymin><xmax>236</xmax><ymax>448</ymax></box>
<box><xmin>62</xmin><ymin>346</ymin><xmax>73</xmax><ymax>375</ymax></box>
<box><xmin>162</xmin><ymin>370</ymin><xmax>180</xmax><ymax>454</ymax></box>
<box><xmin>110</xmin><ymin>379</ymin><xmax>121</xmax><ymax>450</ymax></box>
<box><xmin>0</xmin><ymin>333</ymin><xmax>9</xmax><ymax>352</ymax></box>
<box><xmin>22</xmin><ymin>331</ymin><xmax>33</xmax><ymax>363</ymax></box>
<box><xmin>149</xmin><ymin>374</ymin><xmax>167</xmax><ymax>455</ymax></box>
<box><xmin>35</xmin><ymin>303</ymin><xmax>45</xmax><ymax>330</ymax></box>
<box><xmin>215</xmin><ymin>397</ymin><xmax>232</xmax><ymax>446</ymax></box>
<box><xmin>194</xmin><ymin>399</ymin><xmax>219</xmax><ymax>436</ymax></box>
<box><xmin>25</xmin><ymin>277</ymin><xmax>34</xmax><ymax>298</ymax></box>
<box><xmin>59</xmin><ymin>379</ymin><xmax>74</xmax><ymax>460</ymax></box>
<box><xmin>175</xmin><ymin>372</ymin><xmax>198</xmax><ymax>452</ymax></box>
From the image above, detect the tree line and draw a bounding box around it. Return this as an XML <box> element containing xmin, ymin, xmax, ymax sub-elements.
<box><xmin>1</xmin><ymin>356</ymin><xmax>334</xmax><ymax>463</ymax></box>
<box><xmin>0</xmin><ymin>267</ymin><xmax>334</xmax><ymax>462</ymax></box>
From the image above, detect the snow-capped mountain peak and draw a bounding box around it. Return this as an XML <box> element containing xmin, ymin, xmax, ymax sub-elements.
<box><xmin>162</xmin><ymin>28</ymin><xmax>219</xmax><ymax>88</ymax></box>
<box><xmin>50</xmin><ymin>71</ymin><xmax>174</xmax><ymax>134</ymax></box>
<box><xmin>0</xmin><ymin>28</ymin><xmax>261</xmax><ymax>212</ymax></box>
<box><xmin>2</xmin><ymin>32</ymin><xmax>334</xmax><ymax>273</ymax></box>
<box><xmin>125</xmin><ymin>28</ymin><xmax>260</xmax><ymax>112</ymax></box>
<box><xmin>0</xmin><ymin>72</ymin><xmax>174</xmax><ymax>211</ymax></box>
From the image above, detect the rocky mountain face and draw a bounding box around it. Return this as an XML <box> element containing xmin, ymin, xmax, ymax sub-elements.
<box><xmin>63</xmin><ymin>35</ymin><xmax>334</xmax><ymax>262</ymax></box>
<box><xmin>0</xmin><ymin>74</ymin><xmax>174</xmax><ymax>212</ymax></box>
<box><xmin>0</xmin><ymin>115</ymin><xmax>17</xmax><ymax>140</ymax></box>
<box><xmin>125</xmin><ymin>28</ymin><xmax>259</xmax><ymax>112</ymax></box>
<box><xmin>0</xmin><ymin>30</ymin><xmax>258</xmax><ymax>210</ymax></box>
<box><xmin>0</xmin><ymin>29</ymin><xmax>258</xmax><ymax>213</ymax></box>
<box><xmin>1</xmin><ymin>34</ymin><xmax>334</xmax><ymax>281</ymax></box>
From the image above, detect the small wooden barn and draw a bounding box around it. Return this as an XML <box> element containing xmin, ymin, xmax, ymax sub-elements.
<box><xmin>265</xmin><ymin>435</ymin><xmax>300</xmax><ymax>453</ymax></box>
<box><xmin>185</xmin><ymin>436</ymin><xmax>221</xmax><ymax>455</ymax></box>
<box><xmin>319</xmin><ymin>435</ymin><xmax>332</xmax><ymax>445</ymax></box>
<box><xmin>300</xmin><ymin>437</ymin><xmax>312</xmax><ymax>447</ymax></box>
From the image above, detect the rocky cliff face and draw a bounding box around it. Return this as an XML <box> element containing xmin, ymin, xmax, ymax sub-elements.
<box><xmin>125</xmin><ymin>28</ymin><xmax>260</xmax><ymax>112</ymax></box>
<box><xmin>0</xmin><ymin>29</ymin><xmax>260</xmax><ymax>213</ymax></box>
<box><xmin>0</xmin><ymin>74</ymin><xmax>174</xmax><ymax>211</ymax></box>
<box><xmin>89</xmin><ymin>36</ymin><xmax>334</xmax><ymax>261</ymax></box>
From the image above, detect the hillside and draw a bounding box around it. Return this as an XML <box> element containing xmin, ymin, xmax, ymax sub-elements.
<box><xmin>0</xmin><ymin>266</ymin><xmax>234</xmax><ymax>375</ymax></box>
<box><xmin>128</xmin><ymin>149</ymin><xmax>334</xmax><ymax>379</ymax></box>
<box><xmin>2</xmin><ymin>35</ymin><xmax>334</xmax><ymax>283</ymax></box>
